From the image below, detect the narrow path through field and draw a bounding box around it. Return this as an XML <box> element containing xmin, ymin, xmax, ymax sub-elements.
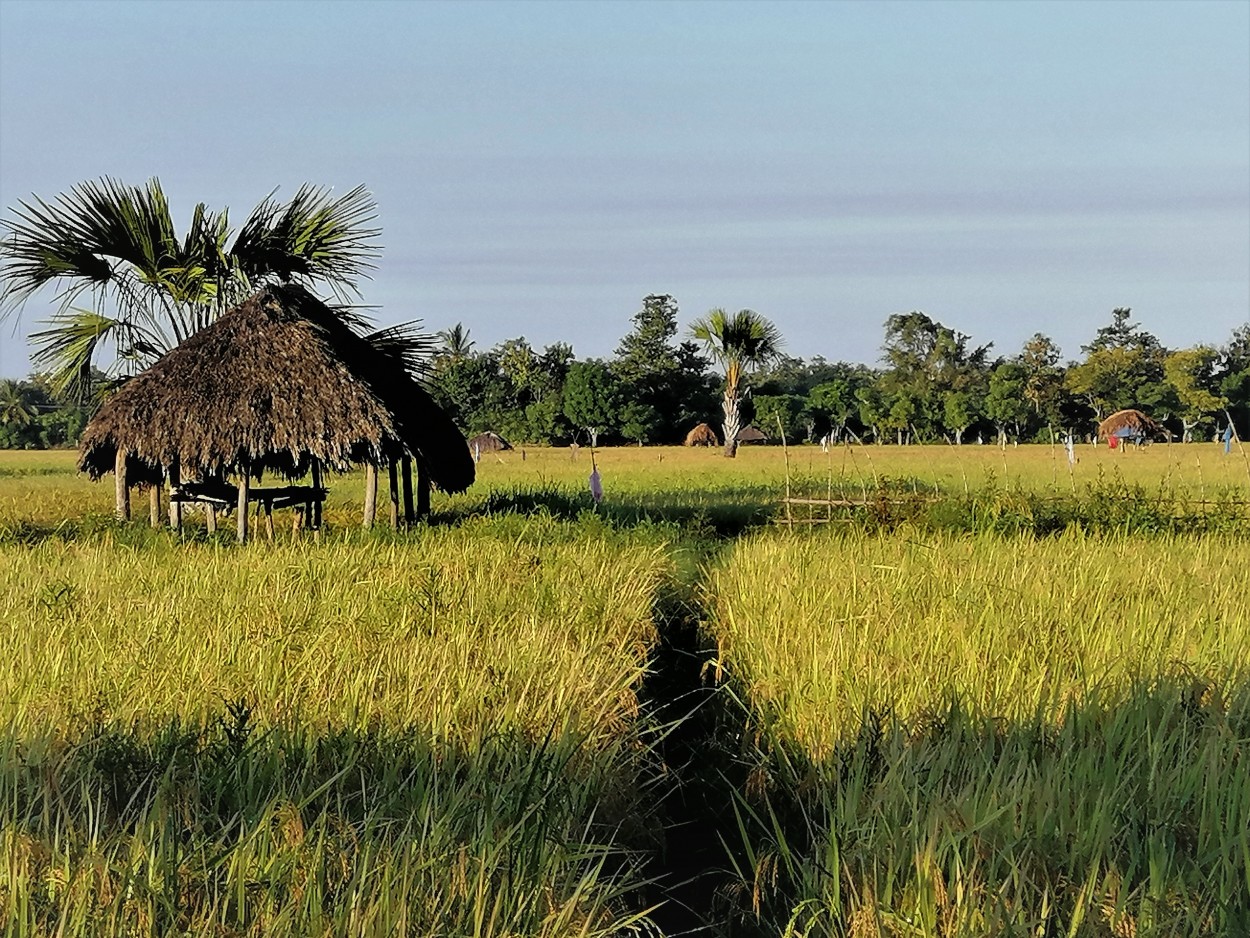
<box><xmin>637</xmin><ymin>542</ymin><xmax>753</xmax><ymax>937</ymax></box>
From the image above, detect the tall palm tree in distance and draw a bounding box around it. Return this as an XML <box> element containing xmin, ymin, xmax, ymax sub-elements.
<box><xmin>0</xmin><ymin>379</ymin><xmax>35</xmax><ymax>429</ymax></box>
<box><xmin>0</xmin><ymin>177</ymin><xmax>382</xmax><ymax>398</ymax></box>
<box><xmin>690</xmin><ymin>307</ymin><xmax>783</xmax><ymax>457</ymax></box>
<box><xmin>437</xmin><ymin>323</ymin><xmax>476</xmax><ymax>364</ymax></box>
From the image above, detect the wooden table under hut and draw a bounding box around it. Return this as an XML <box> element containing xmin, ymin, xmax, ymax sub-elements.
<box><xmin>78</xmin><ymin>284</ymin><xmax>475</xmax><ymax>542</ymax></box>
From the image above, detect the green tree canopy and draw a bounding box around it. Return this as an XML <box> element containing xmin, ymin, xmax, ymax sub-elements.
<box><xmin>563</xmin><ymin>360</ymin><xmax>620</xmax><ymax>446</ymax></box>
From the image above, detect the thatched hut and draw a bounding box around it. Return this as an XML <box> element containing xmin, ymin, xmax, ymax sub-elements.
<box><xmin>79</xmin><ymin>284</ymin><xmax>473</xmax><ymax>539</ymax></box>
<box><xmin>736</xmin><ymin>425</ymin><xmax>768</xmax><ymax>444</ymax></box>
<box><xmin>468</xmin><ymin>431</ymin><xmax>511</xmax><ymax>457</ymax></box>
<box><xmin>684</xmin><ymin>423</ymin><xmax>719</xmax><ymax>447</ymax></box>
<box><xmin>1097</xmin><ymin>409</ymin><xmax>1164</xmax><ymax>446</ymax></box>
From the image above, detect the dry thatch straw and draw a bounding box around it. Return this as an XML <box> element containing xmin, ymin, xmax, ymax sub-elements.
<box><xmin>683</xmin><ymin>422</ymin><xmax>719</xmax><ymax>447</ymax></box>
<box><xmin>736</xmin><ymin>425</ymin><xmax>768</xmax><ymax>444</ymax></box>
<box><xmin>1097</xmin><ymin>409</ymin><xmax>1164</xmax><ymax>442</ymax></box>
<box><xmin>468</xmin><ymin>431</ymin><xmax>511</xmax><ymax>455</ymax></box>
<box><xmin>79</xmin><ymin>284</ymin><xmax>473</xmax><ymax>492</ymax></box>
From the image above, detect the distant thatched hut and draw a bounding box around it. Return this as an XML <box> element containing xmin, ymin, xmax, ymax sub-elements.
<box><xmin>79</xmin><ymin>284</ymin><xmax>473</xmax><ymax>539</ymax></box>
<box><xmin>468</xmin><ymin>431</ymin><xmax>511</xmax><ymax>457</ymax></box>
<box><xmin>736</xmin><ymin>425</ymin><xmax>768</xmax><ymax>444</ymax></box>
<box><xmin>684</xmin><ymin>423</ymin><xmax>719</xmax><ymax>447</ymax></box>
<box><xmin>1097</xmin><ymin>409</ymin><xmax>1164</xmax><ymax>446</ymax></box>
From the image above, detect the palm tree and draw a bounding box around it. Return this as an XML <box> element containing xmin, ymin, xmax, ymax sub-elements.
<box><xmin>0</xmin><ymin>379</ymin><xmax>36</xmax><ymax>429</ymax></box>
<box><xmin>437</xmin><ymin>323</ymin><xmax>476</xmax><ymax>364</ymax></box>
<box><xmin>0</xmin><ymin>177</ymin><xmax>381</xmax><ymax>399</ymax></box>
<box><xmin>690</xmin><ymin>308</ymin><xmax>783</xmax><ymax>457</ymax></box>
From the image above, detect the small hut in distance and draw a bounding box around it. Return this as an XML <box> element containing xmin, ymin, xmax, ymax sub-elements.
<box><xmin>1097</xmin><ymin>409</ymin><xmax>1165</xmax><ymax>448</ymax></box>
<box><xmin>468</xmin><ymin>431</ymin><xmax>511</xmax><ymax>460</ymax></box>
<box><xmin>736</xmin><ymin>426</ymin><xmax>768</xmax><ymax>444</ymax></box>
<box><xmin>78</xmin><ymin>284</ymin><xmax>474</xmax><ymax>540</ymax></box>
<box><xmin>684</xmin><ymin>423</ymin><xmax>719</xmax><ymax>447</ymax></box>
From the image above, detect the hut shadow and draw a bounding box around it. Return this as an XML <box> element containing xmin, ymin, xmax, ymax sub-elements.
<box><xmin>4</xmin><ymin>710</ymin><xmax>668</xmax><ymax>932</ymax></box>
<box><xmin>449</xmin><ymin>484</ymin><xmax>779</xmax><ymax>538</ymax></box>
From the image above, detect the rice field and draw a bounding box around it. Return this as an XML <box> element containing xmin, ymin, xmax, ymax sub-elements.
<box><xmin>1</xmin><ymin>521</ymin><xmax>670</xmax><ymax>936</ymax></box>
<box><xmin>1</xmin><ymin>444</ymin><xmax>1247</xmax><ymax>936</ymax></box>
<box><xmin>709</xmin><ymin>529</ymin><xmax>1250</xmax><ymax>935</ymax></box>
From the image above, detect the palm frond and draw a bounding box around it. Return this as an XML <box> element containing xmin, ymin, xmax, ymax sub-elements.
<box><xmin>28</xmin><ymin>307</ymin><xmax>167</xmax><ymax>401</ymax></box>
<box><xmin>230</xmin><ymin>184</ymin><xmax>381</xmax><ymax>299</ymax></box>
<box><xmin>690</xmin><ymin>308</ymin><xmax>784</xmax><ymax>372</ymax></box>
<box><xmin>366</xmin><ymin>320</ymin><xmax>438</xmax><ymax>382</ymax></box>
<box><xmin>0</xmin><ymin>177</ymin><xmax>184</xmax><ymax>325</ymax></box>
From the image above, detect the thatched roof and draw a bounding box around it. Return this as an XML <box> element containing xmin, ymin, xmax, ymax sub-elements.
<box><xmin>468</xmin><ymin>431</ymin><xmax>511</xmax><ymax>454</ymax></box>
<box><xmin>1097</xmin><ymin>409</ymin><xmax>1163</xmax><ymax>441</ymax></box>
<box><xmin>684</xmin><ymin>423</ymin><xmax>719</xmax><ymax>447</ymax></box>
<box><xmin>736</xmin><ymin>425</ymin><xmax>768</xmax><ymax>443</ymax></box>
<box><xmin>79</xmin><ymin>284</ymin><xmax>474</xmax><ymax>492</ymax></box>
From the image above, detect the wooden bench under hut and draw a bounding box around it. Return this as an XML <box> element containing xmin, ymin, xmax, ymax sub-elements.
<box><xmin>78</xmin><ymin>284</ymin><xmax>474</xmax><ymax>542</ymax></box>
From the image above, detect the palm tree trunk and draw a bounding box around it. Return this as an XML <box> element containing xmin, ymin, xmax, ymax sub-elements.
<box><xmin>722</xmin><ymin>386</ymin><xmax>741</xmax><ymax>458</ymax></box>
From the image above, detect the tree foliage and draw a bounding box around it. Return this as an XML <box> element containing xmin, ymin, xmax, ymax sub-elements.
<box><xmin>1</xmin><ymin>177</ymin><xmax>382</xmax><ymax>399</ymax></box>
<box><xmin>689</xmin><ymin>308</ymin><xmax>784</xmax><ymax>457</ymax></box>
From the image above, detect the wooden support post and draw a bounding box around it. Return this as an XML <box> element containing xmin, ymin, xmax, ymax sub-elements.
<box><xmin>167</xmin><ymin>461</ymin><xmax>183</xmax><ymax>536</ymax></box>
<box><xmin>416</xmin><ymin>457</ymin><xmax>431</xmax><ymax>520</ymax></box>
<box><xmin>236</xmin><ymin>463</ymin><xmax>250</xmax><ymax>543</ymax></box>
<box><xmin>149</xmin><ymin>483</ymin><xmax>161</xmax><ymax>528</ymax></box>
<box><xmin>206</xmin><ymin>505</ymin><xmax>217</xmax><ymax>535</ymax></box>
<box><xmin>310</xmin><ymin>458</ymin><xmax>323</xmax><ymax>540</ymax></box>
<box><xmin>114</xmin><ymin>448</ymin><xmax>130</xmax><ymax>521</ymax></box>
<box><xmin>363</xmin><ymin>462</ymin><xmax>378</xmax><ymax>528</ymax></box>
<box><xmin>263</xmin><ymin>502</ymin><xmax>275</xmax><ymax>542</ymax></box>
<box><xmin>401</xmin><ymin>455</ymin><xmax>415</xmax><ymax>526</ymax></box>
<box><xmin>388</xmin><ymin>461</ymin><xmax>400</xmax><ymax>529</ymax></box>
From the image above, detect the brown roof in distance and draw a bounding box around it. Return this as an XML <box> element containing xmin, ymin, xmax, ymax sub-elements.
<box><xmin>468</xmin><ymin>431</ymin><xmax>511</xmax><ymax>454</ymax></box>
<box><xmin>1097</xmin><ymin>409</ymin><xmax>1164</xmax><ymax>441</ymax></box>
<box><xmin>736</xmin><ymin>425</ymin><xmax>768</xmax><ymax>443</ymax></box>
<box><xmin>78</xmin><ymin>284</ymin><xmax>474</xmax><ymax>493</ymax></box>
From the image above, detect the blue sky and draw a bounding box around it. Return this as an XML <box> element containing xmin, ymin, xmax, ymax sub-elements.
<box><xmin>1</xmin><ymin>0</ymin><xmax>1247</xmax><ymax>378</ymax></box>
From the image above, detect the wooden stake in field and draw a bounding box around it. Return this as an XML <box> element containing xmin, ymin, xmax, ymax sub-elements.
<box><xmin>777</xmin><ymin>415</ymin><xmax>792</xmax><ymax>527</ymax></box>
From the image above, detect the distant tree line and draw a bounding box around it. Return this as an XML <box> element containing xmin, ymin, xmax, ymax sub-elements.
<box><xmin>0</xmin><ymin>372</ymin><xmax>100</xmax><ymax>449</ymax></box>
<box><xmin>2</xmin><ymin>300</ymin><xmax>1246</xmax><ymax>451</ymax></box>
<box><xmin>427</xmin><ymin>301</ymin><xmax>1249</xmax><ymax>448</ymax></box>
